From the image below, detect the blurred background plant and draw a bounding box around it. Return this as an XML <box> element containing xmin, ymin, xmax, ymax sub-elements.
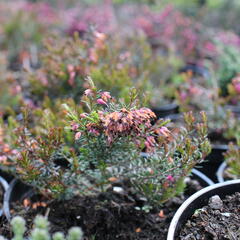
<box><xmin>223</xmin><ymin>129</ymin><xmax>240</xmax><ymax>179</ymax></box>
<box><xmin>0</xmin><ymin>215</ymin><xmax>83</xmax><ymax>240</ymax></box>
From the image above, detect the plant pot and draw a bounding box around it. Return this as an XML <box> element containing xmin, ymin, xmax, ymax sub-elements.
<box><xmin>216</xmin><ymin>161</ymin><xmax>227</xmax><ymax>183</ymax></box>
<box><xmin>190</xmin><ymin>168</ymin><xmax>214</xmax><ymax>187</ymax></box>
<box><xmin>0</xmin><ymin>169</ymin><xmax>14</xmax><ymax>183</ymax></box>
<box><xmin>179</xmin><ymin>64</ymin><xmax>210</xmax><ymax>79</ymax></box>
<box><xmin>3</xmin><ymin>179</ymin><xmax>33</xmax><ymax>220</ymax></box>
<box><xmin>151</xmin><ymin>103</ymin><xmax>179</xmax><ymax>119</ymax></box>
<box><xmin>167</xmin><ymin>179</ymin><xmax>240</xmax><ymax>240</ymax></box>
<box><xmin>194</xmin><ymin>144</ymin><xmax>228</xmax><ymax>183</ymax></box>
<box><xmin>224</xmin><ymin>104</ymin><xmax>240</xmax><ymax>117</ymax></box>
<box><xmin>0</xmin><ymin>174</ymin><xmax>9</xmax><ymax>217</ymax></box>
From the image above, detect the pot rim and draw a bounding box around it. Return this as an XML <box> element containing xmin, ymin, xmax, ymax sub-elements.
<box><xmin>191</xmin><ymin>168</ymin><xmax>214</xmax><ymax>186</ymax></box>
<box><xmin>211</xmin><ymin>144</ymin><xmax>229</xmax><ymax>150</ymax></box>
<box><xmin>167</xmin><ymin>179</ymin><xmax>240</xmax><ymax>240</ymax></box>
<box><xmin>216</xmin><ymin>161</ymin><xmax>227</xmax><ymax>183</ymax></box>
<box><xmin>0</xmin><ymin>175</ymin><xmax>9</xmax><ymax>217</ymax></box>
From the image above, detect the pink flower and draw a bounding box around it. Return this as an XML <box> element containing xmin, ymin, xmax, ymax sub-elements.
<box><xmin>80</xmin><ymin>113</ymin><xmax>88</xmax><ymax>118</ymax></box>
<box><xmin>179</xmin><ymin>92</ymin><xmax>188</xmax><ymax>101</ymax></box>
<box><xmin>167</xmin><ymin>175</ymin><xmax>174</xmax><ymax>182</ymax></box>
<box><xmin>157</xmin><ymin>127</ymin><xmax>171</xmax><ymax>137</ymax></box>
<box><xmin>101</xmin><ymin>92</ymin><xmax>111</xmax><ymax>102</ymax></box>
<box><xmin>0</xmin><ymin>155</ymin><xmax>7</xmax><ymax>162</ymax></box>
<box><xmin>89</xmin><ymin>48</ymin><xmax>98</xmax><ymax>64</ymax></box>
<box><xmin>84</xmin><ymin>89</ymin><xmax>94</xmax><ymax>96</ymax></box>
<box><xmin>234</xmin><ymin>83</ymin><xmax>240</xmax><ymax>94</ymax></box>
<box><xmin>67</xmin><ymin>64</ymin><xmax>75</xmax><ymax>72</ymax></box>
<box><xmin>89</xmin><ymin>129</ymin><xmax>100</xmax><ymax>136</ymax></box>
<box><xmin>68</xmin><ymin>71</ymin><xmax>76</xmax><ymax>86</ymax></box>
<box><xmin>75</xmin><ymin>132</ymin><xmax>82</xmax><ymax>140</ymax></box>
<box><xmin>97</xmin><ymin>99</ymin><xmax>107</xmax><ymax>105</ymax></box>
<box><xmin>71</xmin><ymin>123</ymin><xmax>79</xmax><ymax>131</ymax></box>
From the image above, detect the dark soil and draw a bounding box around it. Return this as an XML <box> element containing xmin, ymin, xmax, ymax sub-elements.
<box><xmin>0</xmin><ymin>178</ymin><xmax>202</xmax><ymax>240</ymax></box>
<box><xmin>179</xmin><ymin>192</ymin><xmax>240</xmax><ymax>240</ymax></box>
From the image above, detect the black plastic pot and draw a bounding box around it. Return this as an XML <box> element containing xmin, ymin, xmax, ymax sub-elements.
<box><xmin>216</xmin><ymin>161</ymin><xmax>227</xmax><ymax>183</ymax></box>
<box><xmin>3</xmin><ymin>179</ymin><xmax>33</xmax><ymax>220</ymax></box>
<box><xmin>167</xmin><ymin>179</ymin><xmax>240</xmax><ymax>240</ymax></box>
<box><xmin>225</xmin><ymin>105</ymin><xmax>240</xmax><ymax>118</ymax></box>
<box><xmin>0</xmin><ymin>168</ymin><xmax>15</xmax><ymax>183</ymax></box>
<box><xmin>151</xmin><ymin>103</ymin><xmax>179</xmax><ymax>119</ymax></box>
<box><xmin>190</xmin><ymin>169</ymin><xmax>214</xmax><ymax>187</ymax></box>
<box><xmin>179</xmin><ymin>64</ymin><xmax>210</xmax><ymax>79</ymax></box>
<box><xmin>194</xmin><ymin>144</ymin><xmax>228</xmax><ymax>183</ymax></box>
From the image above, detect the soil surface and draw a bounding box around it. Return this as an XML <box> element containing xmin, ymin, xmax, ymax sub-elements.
<box><xmin>0</xmin><ymin>178</ymin><xmax>202</xmax><ymax>240</ymax></box>
<box><xmin>179</xmin><ymin>192</ymin><xmax>240</xmax><ymax>240</ymax></box>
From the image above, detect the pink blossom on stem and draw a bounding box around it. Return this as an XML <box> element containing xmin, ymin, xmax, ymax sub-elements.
<box><xmin>84</xmin><ymin>89</ymin><xmax>94</xmax><ymax>96</ymax></box>
<box><xmin>167</xmin><ymin>175</ymin><xmax>174</xmax><ymax>182</ymax></box>
<box><xmin>234</xmin><ymin>83</ymin><xmax>240</xmax><ymax>94</ymax></box>
<box><xmin>80</xmin><ymin>113</ymin><xmax>88</xmax><ymax>118</ymax></box>
<box><xmin>97</xmin><ymin>99</ymin><xmax>107</xmax><ymax>105</ymax></box>
<box><xmin>75</xmin><ymin>132</ymin><xmax>82</xmax><ymax>140</ymax></box>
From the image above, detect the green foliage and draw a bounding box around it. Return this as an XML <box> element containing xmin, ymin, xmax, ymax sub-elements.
<box><xmin>224</xmin><ymin>130</ymin><xmax>240</xmax><ymax>179</ymax></box>
<box><xmin>1</xmin><ymin>10</ymin><xmax>43</xmax><ymax>63</ymax></box>
<box><xmin>0</xmin><ymin>54</ymin><xmax>23</xmax><ymax>116</ymax></box>
<box><xmin>0</xmin><ymin>216</ymin><xmax>83</xmax><ymax>240</ymax></box>
<box><xmin>216</xmin><ymin>43</ymin><xmax>240</xmax><ymax>95</ymax></box>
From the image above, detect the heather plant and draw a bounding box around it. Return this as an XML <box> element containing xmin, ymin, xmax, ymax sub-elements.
<box><xmin>6</xmin><ymin>83</ymin><xmax>211</xmax><ymax>205</ymax></box>
<box><xmin>133</xmin><ymin>4</ymin><xmax>213</xmax><ymax>62</ymax></box>
<box><xmin>25</xmin><ymin>30</ymin><xmax>181</xmax><ymax>107</ymax></box>
<box><xmin>172</xmin><ymin>68</ymin><xmax>240</xmax><ymax>142</ymax></box>
<box><xmin>0</xmin><ymin>1</ymin><xmax>59</xmax><ymax>70</ymax></box>
<box><xmin>65</xmin><ymin>85</ymin><xmax>211</xmax><ymax>204</ymax></box>
<box><xmin>226</xmin><ymin>74</ymin><xmax>240</xmax><ymax>105</ymax></box>
<box><xmin>0</xmin><ymin>54</ymin><xmax>24</xmax><ymax>117</ymax></box>
<box><xmin>224</xmin><ymin>130</ymin><xmax>240</xmax><ymax>179</ymax></box>
<box><xmin>174</xmin><ymin>71</ymin><xmax>215</xmax><ymax>112</ymax></box>
<box><xmin>0</xmin><ymin>215</ymin><xmax>83</xmax><ymax>240</ymax></box>
<box><xmin>26</xmin><ymin>32</ymin><xmax>129</xmax><ymax>103</ymax></box>
<box><xmin>1</xmin><ymin>10</ymin><xmax>43</xmax><ymax>70</ymax></box>
<box><xmin>215</xmin><ymin>42</ymin><xmax>240</xmax><ymax>96</ymax></box>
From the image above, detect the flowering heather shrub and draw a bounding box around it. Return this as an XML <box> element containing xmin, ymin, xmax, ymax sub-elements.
<box><xmin>67</xmin><ymin>85</ymin><xmax>210</xmax><ymax>204</ymax></box>
<box><xmin>6</xmin><ymin>84</ymin><xmax>210</xmax><ymax>204</ymax></box>
<box><xmin>226</xmin><ymin>75</ymin><xmax>240</xmax><ymax>105</ymax></box>
<box><xmin>65</xmin><ymin>2</ymin><xmax>116</xmax><ymax>36</ymax></box>
<box><xmin>1</xmin><ymin>10</ymin><xmax>43</xmax><ymax>67</ymax></box>
<box><xmin>0</xmin><ymin>0</ymin><xmax>61</xmax><ymax>71</ymax></box>
<box><xmin>175</xmin><ymin>71</ymin><xmax>215</xmax><ymax>112</ymax></box>
<box><xmin>26</xmin><ymin>30</ymin><xmax>180</xmax><ymax>106</ymax></box>
<box><xmin>215</xmin><ymin>43</ymin><xmax>240</xmax><ymax>96</ymax></box>
<box><xmin>0</xmin><ymin>54</ymin><xmax>24</xmax><ymax>116</ymax></box>
<box><xmin>224</xmin><ymin>129</ymin><xmax>240</xmax><ymax>179</ymax></box>
<box><xmin>224</xmin><ymin>144</ymin><xmax>240</xmax><ymax>179</ymax></box>
<box><xmin>172</xmin><ymin>71</ymin><xmax>240</xmax><ymax>141</ymax></box>
<box><xmin>133</xmin><ymin>4</ymin><xmax>213</xmax><ymax>62</ymax></box>
<box><xmin>26</xmin><ymin>34</ymin><xmax>91</xmax><ymax>103</ymax></box>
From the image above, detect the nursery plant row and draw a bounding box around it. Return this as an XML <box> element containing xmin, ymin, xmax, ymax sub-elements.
<box><xmin>0</xmin><ymin>0</ymin><xmax>240</xmax><ymax>239</ymax></box>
